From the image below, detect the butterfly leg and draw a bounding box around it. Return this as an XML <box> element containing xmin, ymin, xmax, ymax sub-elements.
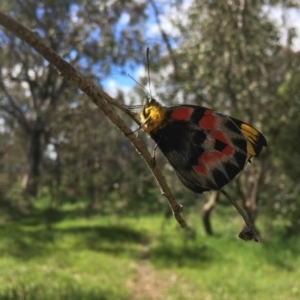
<box><xmin>126</xmin><ymin>116</ymin><xmax>151</xmax><ymax>136</ymax></box>
<box><xmin>125</xmin><ymin>125</ymin><xmax>142</xmax><ymax>136</ymax></box>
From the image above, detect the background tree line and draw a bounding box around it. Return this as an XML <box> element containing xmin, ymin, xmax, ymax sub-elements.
<box><xmin>0</xmin><ymin>0</ymin><xmax>300</xmax><ymax>237</ymax></box>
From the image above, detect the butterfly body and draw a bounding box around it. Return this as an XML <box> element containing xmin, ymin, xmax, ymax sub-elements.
<box><xmin>140</xmin><ymin>98</ymin><xmax>267</xmax><ymax>194</ymax></box>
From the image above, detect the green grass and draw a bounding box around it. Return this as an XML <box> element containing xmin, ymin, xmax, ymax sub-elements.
<box><xmin>0</xmin><ymin>206</ymin><xmax>299</xmax><ymax>300</ymax></box>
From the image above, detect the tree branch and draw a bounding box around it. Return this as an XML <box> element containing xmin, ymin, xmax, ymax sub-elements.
<box><xmin>149</xmin><ymin>0</ymin><xmax>179</xmax><ymax>78</ymax></box>
<box><xmin>0</xmin><ymin>11</ymin><xmax>187</xmax><ymax>228</ymax></box>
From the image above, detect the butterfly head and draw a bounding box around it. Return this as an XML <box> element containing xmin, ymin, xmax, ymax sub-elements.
<box><xmin>140</xmin><ymin>97</ymin><xmax>166</xmax><ymax>134</ymax></box>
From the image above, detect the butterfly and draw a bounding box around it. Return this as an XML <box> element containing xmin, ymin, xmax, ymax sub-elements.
<box><xmin>140</xmin><ymin>97</ymin><xmax>267</xmax><ymax>195</ymax></box>
<box><xmin>134</xmin><ymin>48</ymin><xmax>267</xmax><ymax>241</ymax></box>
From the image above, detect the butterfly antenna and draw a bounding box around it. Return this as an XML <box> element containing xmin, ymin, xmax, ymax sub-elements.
<box><xmin>127</xmin><ymin>73</ymin><xmax>149</xmax><ymax>95</ymax></box>
<box><xmin>146</xmin><ymin>47</ymin><xmax>152</xmax><ymax>97</ymax></box>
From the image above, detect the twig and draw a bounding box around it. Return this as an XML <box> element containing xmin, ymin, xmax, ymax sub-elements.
<box><xmin>221</xmin><ymin>190</ymin><xmax>258</xmax><ymax>242</ymax></box>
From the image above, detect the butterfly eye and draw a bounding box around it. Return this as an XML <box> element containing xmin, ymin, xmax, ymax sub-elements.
<box><xmin>143</xmin><ymin>97</ymin><xmax>154</xmax><ymax>107</ymax></box>
<box><xmin>142</xmin><ymin>107</ymin><xmax>150</xmax><ymax>118</ymax></box>
<box><xmin>149</xmin><ymin>98</ymin><xmax>154</xmax><ymax>104</ymax></box>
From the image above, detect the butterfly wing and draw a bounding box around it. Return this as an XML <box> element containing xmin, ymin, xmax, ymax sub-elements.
<box><xmin>149</xmin><ymin>105</ymin><xmax>267</xmax><ymax>194</ymax></box>
<box><xmin>228</xmin><ymin>116</ymin><xmax>267</xmax><ymax>162</ymax></box>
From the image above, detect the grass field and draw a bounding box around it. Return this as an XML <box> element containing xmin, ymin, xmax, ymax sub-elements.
<box><xmin>0</xmin><ymin>203</ymin><xmax>299</xmax><ymax>300</ymax></box>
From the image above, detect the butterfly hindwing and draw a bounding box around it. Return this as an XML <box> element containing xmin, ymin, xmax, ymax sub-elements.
<box><xmin>228</xmin><ymin>116</ymin><xmax>267</xmax><ymax>162</ymax></box>
<box><xmin>148</xmin><ymin>105</ymin><xmax>266</xmax><ymax>194</ymax></box>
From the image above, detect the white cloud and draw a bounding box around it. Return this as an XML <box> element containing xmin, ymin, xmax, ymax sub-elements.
<box><xmin>105</xmin><ymin>79</ymin><xmax>131</xmax><ymax>99</ymax></box>
<box><xmin>119</xmin><ymin>12</ymin><xmax>130</xmax><ymax>25</ymax></box>
<box><xmin>105</xmin><ymin>79</ymin><xmax>119</xmax><ymax>98</ymax></box>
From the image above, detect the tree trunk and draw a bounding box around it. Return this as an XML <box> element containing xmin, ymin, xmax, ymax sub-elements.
<box><xmin>202</xmin><ymin>191</ymin><xmax>219</xmax><ymax>235</ymax></box>
<box><xmin>21</xmin><ymin>118</ymin><xmax>44</xmax><ymax>197</ymax></box>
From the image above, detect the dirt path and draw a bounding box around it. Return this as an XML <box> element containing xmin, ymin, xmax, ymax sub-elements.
<box><xmin>126</xmin><ymin>244</ymin><xmax>179</xmax><ymax>300</ymax></box>
<box><xmin>127</xmin><ymin>261</ymin><xmax>182</xmax><ymax>300</ymax></box>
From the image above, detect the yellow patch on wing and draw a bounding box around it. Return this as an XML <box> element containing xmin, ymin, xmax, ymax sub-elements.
<box><xmin>240</xmin><ymin>123</ymin><xmax>262</xmax><ymax>160</ymax></box>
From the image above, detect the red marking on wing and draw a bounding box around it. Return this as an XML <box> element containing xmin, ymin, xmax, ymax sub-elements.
<box><xmin>210</xmin><ymin>130</ymin><xmax>229</xmax><ymax>144</ymax></box>
<box><xmin>193</xmin><ymin>161</ymin><xmax>207</xmax><ymax>174</ymax></box>
<box><xmin>202</xmin><ymin>152</ymin><xmax>213</xmax><ymax>164</ymax></box>
<box><xmin>212</xmin><ymin>150</ymin><xmax>225</xmax><ymax>160</ymax></box>
<box><xmin>199</xmin><ymin>110</ymin><xmax>217</xmax><ymax>130</ymax></box>
<box><xmin>193</xmin><ymin>150</ymin><xmax>226</xmax><ymax>175</ymax></box>
<box><xmin>170</xmin><ymin>107</ymin><xmax>193</xmax><ymax>120</ymax></box>
<box><xmin>222</xmin><ymin>145</ymin><xmax>234</xmax><ymax>156</ymax></box>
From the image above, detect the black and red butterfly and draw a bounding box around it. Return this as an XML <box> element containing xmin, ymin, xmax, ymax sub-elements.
<box><xmin>135</xmin><ymin>48</ymin><xmax>267</xmax><ymax>241</ymax></box>
<box><xmin>140</xmin><ymin>97</ymin><xmax>267</xmax><ymax>195</ymax></box>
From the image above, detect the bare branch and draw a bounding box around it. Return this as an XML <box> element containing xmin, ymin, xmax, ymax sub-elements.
<box><xmin>149</xmin><ymin>0</ymin><xmax>179</xmax><ymax>78</ymax></box>
<box><xmin>0</xmin><ymin>11</ymin><xmax>187</xmax><ymax>228</ymax></box>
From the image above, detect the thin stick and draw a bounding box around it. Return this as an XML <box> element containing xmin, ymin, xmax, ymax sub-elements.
<box><xmin>221</xmin><ymin>190</ymin><xmax>259</xmax><ymax>242</ymax></box>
